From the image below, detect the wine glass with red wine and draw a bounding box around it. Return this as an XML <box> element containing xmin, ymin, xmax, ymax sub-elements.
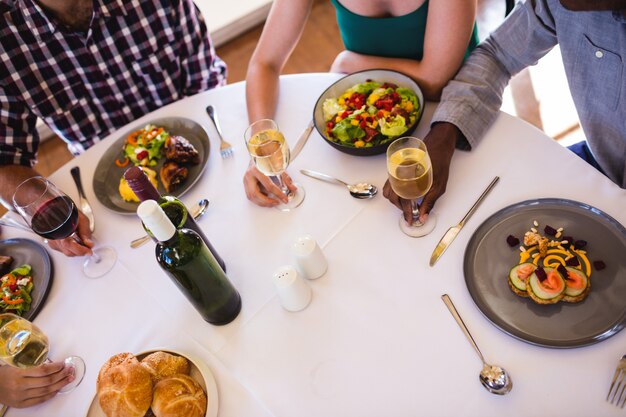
<box><xmin>12</xmin><ymin>177</ymin><xmax>116</xmax><ymax>278</ymax></box>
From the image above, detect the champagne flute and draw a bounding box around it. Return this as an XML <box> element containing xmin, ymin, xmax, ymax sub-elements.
<box><xmin>386</xmin><ymin>136</ymin><xmax>437</xmax><ymax>237</ymax></box>
<box><xmin>0</xmin><ymin>313</ymin><xmax>85</xmax><ymax>393</ymax></box>
<box><xmin>244</xmin><ymin>119</ymin><xmax>305</xmax><ymax>211</ymax></box>
<box><xmin>12</xmin><ymin>176</ymin><xmax>116</xmax><ymax>278</ymax></box>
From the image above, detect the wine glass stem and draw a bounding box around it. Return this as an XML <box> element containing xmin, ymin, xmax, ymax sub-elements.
<box><xmin>270</xmin><ymin>175</ymin><xmax>290</xmax><ymax>197</ymax></box>
<box><xmin>410</xmin><ymin>199</ymin><xmax>421</xmax><ymax>226</ymax></box>
<box><xmin>70</xmin><ymin>232</ymin><xmax>101</xmax><ymax>263</ymax></box>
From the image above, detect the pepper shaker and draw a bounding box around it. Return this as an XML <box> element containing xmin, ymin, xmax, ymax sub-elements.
<box><xmin>293</xmin><ymin>235</ymin><xmax>328</xmax><ymax>280</ymax></box>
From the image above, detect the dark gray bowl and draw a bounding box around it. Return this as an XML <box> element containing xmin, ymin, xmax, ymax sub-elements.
<box><xmin>313</xmin><ymin>69</ymin><xmax>424</xmax><ymax>156</ymax></box>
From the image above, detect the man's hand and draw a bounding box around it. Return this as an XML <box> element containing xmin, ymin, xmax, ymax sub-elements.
<box><xmin>47</xmin><ymin>211</ymin><xmax>94</xmax><ymax>257</ymax></box>
<box><xmin>0</xmin><ymin>362</ymin><xmax>74</xmax><ymax>408</ymax></box>
<box><xmin>383</xmin><ymin>122</ymin><xmax>462</xmax><ymax>222</ymax></box>
<box><xmin>243</xmin><ymin>163</ymin><xmax>297</xmax><ymax>207</ymax></box>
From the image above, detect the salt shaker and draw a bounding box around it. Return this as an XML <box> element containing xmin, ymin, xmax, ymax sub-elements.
<box><xmin>272</xmin><ymin>265</ymin><xmax>312</xmax><ymax>312</ymax></box>
<box><xmin>293</xmin><ymin>235</ymin><xmax>328</xmax><ymax>280</ymax></box>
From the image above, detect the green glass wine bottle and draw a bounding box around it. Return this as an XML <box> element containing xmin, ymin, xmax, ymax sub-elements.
<box><xmin>124</xmin><ymin>166</ymin><xmax>226</xmax><ymax>271</ymax></box>
<box><xmin>137</xmin><ymin>200</ymin><xmax>241</xmax><ymax>325</ymax></box>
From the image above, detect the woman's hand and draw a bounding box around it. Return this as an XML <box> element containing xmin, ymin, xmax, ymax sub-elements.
<box><xmin>243</xmin><ymin>163</ymin><xmax>297</xmax><ymax>207</ymax></box>
<box><xmin>47</xmin><ymin>211</ymin><xmax>94</xmax><ymax>257</ymax></box>
<box><xmin>0</xmin><ymin>362</ymin><xmax>74</xmax><ymax>408</ymax></box>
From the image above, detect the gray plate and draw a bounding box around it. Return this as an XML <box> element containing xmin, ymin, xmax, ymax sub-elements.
<box><xmin>0</xmin><ymin>238</ymin><xmax>53</xmax><ymax>321</ymax></box>
<box><xmin>93</xmin><ymin>117</ymin><xmax>210</xmax><ymax>214</ymax></box>
<box><xmin>464</xmin><ymin>198</ymin><xmax>626</xmax><ymax>348</ymax></box>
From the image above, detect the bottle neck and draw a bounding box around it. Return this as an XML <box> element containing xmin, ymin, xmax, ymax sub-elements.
<box><xmin>137</xmin><ymin>200</ymin><xmax>176</xmax><ymax>241</ymax></box>
<box><xmin>124</xmin><ymin>166</ymin><xmax>161</xmax><ymax>201</ymax></box>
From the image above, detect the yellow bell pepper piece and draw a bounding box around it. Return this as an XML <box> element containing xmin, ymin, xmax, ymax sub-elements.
<box><xmin>519</xmin><ymin>245</ymin><xmax>537</xmax><ymax>263</ymax></box>
<box><xmin>367</xmin><ymin>94</ymin><xmax>380</xmax><ymax>105</ymax></box>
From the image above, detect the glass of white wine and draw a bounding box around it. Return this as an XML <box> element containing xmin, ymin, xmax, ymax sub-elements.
<box><xmin>0</xmin><ymin>313</ymin><xmax>85</xmax><ymax>393</ymax></box>
<box><xmin>244</xmin><ymin>119</ymin><xmax>305</xmax><ymax>211</ymax></box>
<box><xmin>386</xmin><ymin>136</ymin><xmax>437</xmax><ymax>237</ymax></box>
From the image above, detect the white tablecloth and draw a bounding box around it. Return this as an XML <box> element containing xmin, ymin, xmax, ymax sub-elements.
<box><xmin>3</xmin><ymin>73</ymin><xmax>626</xmax><ymax>417</ymax></box>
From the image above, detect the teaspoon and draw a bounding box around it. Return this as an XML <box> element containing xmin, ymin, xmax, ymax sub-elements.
<box><xmin>300</xmin><ymin>169</ymin><xmax>377</xmax><ymax>199</ymax></box>
<box><xmin>130</xmin><ymin>199</ymin><xmax>210</xmax><ymax>248</ymax></box>
<box><xmin>441</xmin><ymin>294</ymin><xmax>513</xmax><ymax>395</ymax></box>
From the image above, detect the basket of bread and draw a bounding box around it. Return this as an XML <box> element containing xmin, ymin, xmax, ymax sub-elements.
<box><xmin>89</xmin><ymin>349</ymin><xmax>217</xmax><ymax>417</ymax></box>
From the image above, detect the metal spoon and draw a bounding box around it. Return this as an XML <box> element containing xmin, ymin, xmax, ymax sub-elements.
<box><xmin>130</xmin><ymin>199</ymin><xmax>210</xmax><ymax>248</ymax></box>
<box><xmin>441</xmin><ymin>294</ymin><xmax>512</xmax><ymax>395</ymax></box>
<box><xmin>300</xmin><ymin>169</ymin><xmax>377</xmax><ymax>199</ymax></box>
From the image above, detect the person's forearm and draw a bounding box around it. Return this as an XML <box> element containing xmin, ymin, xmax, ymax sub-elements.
<box><xmin>0</xmin><ymin>165</ymin><xmax>40</xmax><ymax>211</ymax></box>
<box><xmin>333</xmin><ymin>53</ymin><xmax>452</xmax><ymax>101</ymax></box>
<box><xmin>432</xmin><ymin>0</ymin><xmax>558</xmax><ymax>148</ymax></box>
<box><xmin>245</xmin><ymin>63</ymin><xmax>281</xmax><ymax>123</ymax></box>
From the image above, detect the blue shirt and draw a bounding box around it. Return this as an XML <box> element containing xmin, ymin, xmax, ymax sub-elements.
<box><xmin>433</xmin><ymin>0</ymin><xmax>626</xmax><ymax>188</ymax></box>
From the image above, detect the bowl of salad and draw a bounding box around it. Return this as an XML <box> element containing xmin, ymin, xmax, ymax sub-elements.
<box><xmin>313</xmin><ymin>69</ymin><xmax>424</xmax><ymax>156</ymax></box>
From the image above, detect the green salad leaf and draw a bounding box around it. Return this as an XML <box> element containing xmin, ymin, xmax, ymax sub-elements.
<box><xmin>380</xmin><ymin>115</ymin><xmax>408</xmax><ymax>137</ymax></box>
<box><xmin>322</xmin><ymin>98</ymin><xmax>344</xmax><ymax>121</ymax></box>
<box><xmin>347</xmin><ymin>81</ymin><xmax>381</xmax><ymax>95</ymax></box>
<box><xmin>331</xmin><ymin>118</ymin><xmax>366</xmax><ymax>143</ymax></box>
<box><xmin>397</xmin><ymin>87</ymin><xmax>420</xmax><ymax>113</ymax></box>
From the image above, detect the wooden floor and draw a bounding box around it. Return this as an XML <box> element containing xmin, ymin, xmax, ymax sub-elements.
<box><xmin>33</xmin><ymin>0</ymin><xmax>555</xmax><ymax>178</ymax></box>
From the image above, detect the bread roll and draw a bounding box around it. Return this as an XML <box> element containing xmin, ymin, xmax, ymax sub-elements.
<box><xmin>97</xmin><ymin>362</ymin><xmax>153</xmax><ymax>417</ymax></box>
<box><xmin>97</xmin><ymin>353</ymin><xmax>139</xmax><ymax>386</ymax></box>
<box><xmin>141</xmin><ymin>351</ymin><xmax>190</xmax><ymax>382</ymax></box>
<box><xmin>151</xmin><ymin>374</ymin><xmax>207</xmax><ymax>417</ymax></box>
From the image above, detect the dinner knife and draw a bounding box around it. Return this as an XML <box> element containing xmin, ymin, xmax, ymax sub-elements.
<box><xmin>290</xmin><ymin>120</ymin><xmax>314</xmax><ymax>162</ymax></box>
<box><xmin>429</xmin><ymin>176</ymin><xmax>500</xmax><ymax>267</ymax></box>
<box><xmin>70</xmin><ymin>166</ymin><xmax>96</xmax><ymax>233</ymax></box>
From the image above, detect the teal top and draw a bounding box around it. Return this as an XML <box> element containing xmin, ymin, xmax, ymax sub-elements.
<box><xmin>330</xmin><ymin>0</ymin><xmax>479</xmax><ymax>61</ymax></box>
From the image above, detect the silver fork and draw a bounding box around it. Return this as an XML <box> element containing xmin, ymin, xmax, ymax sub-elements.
<box><xmin>206</xmin><ymin>105</ymin><xmax>233</xmax><ymax>158</ymax></box>
<box><xmin>607</xmin><ymin>355</ymin><xmax>626</xmax><ymax>407</ymax></box>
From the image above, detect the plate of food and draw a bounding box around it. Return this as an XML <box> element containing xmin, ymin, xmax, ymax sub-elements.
<box><xmin>86</xmin><ymin>349</ymin><xmax>218</xmax><ymax>417</ymax></box>
<box><xmin>0</xmin><ymin>238</ymin><xmax>53</xmax><ymax>321</ymax></box>
<box><xmin>313</xmin><ymin>69</ymin><xmax>424</xmax><ymax>156</ymax></box>
<box><xmin>464</xmin><ymin>198</ymin><xmax>626</xmax><ymax>348</ymax></box>
<box><xmin>93</xmin><ymin>117</ymin><xmax>211</xmax><ymax>214</ymax></box>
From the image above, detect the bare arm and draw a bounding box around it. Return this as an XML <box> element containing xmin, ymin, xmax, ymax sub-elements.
<box><xmin>243</xmin><ymin>0</ymin><xmax>313</xmax><ymax>206</ymax></box>
<box><xmin>330</xmin><ymin>0</ymin><xmax>477</xmax><ymax>100</ymax></box>
<box><xmin>0</xmin><ymin>165</ymin><xmax>40</xmax><ymax>211</ymax></box>
<box><xmin>0</xmin><ymin>165</ymin><xmax>93</xmax><ymax>256</ymax></box>
<box><xmin>245</xmin><ymin>0</ymin><xmax>315</xmax><ymax>122</ymax></box>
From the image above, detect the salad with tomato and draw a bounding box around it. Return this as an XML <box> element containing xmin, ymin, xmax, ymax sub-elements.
<box><xmin>115</xmin><ymin>124</ymin><xmax>170</xmax><ymax>168</ymax></box>
<box><xmin>0</xmin><ymin>264</ymin><xmax>34</xmax><ymax>316</ymax></box>
<box><xmin>322</xmin><ymin>80</ymin><xmax>420</xmax><ymax>148</ymax></box>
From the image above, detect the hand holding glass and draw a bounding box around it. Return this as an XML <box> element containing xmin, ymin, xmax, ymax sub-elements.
<box><xmin>386</xmin><ymin>137</ymin><xmax>437</xmax><ymax>237</ymax></box>
<box><xmin>12</xmin><ymin>176</ymin><xmax>116</xmax><ymax>278</ymax></box>
<box><xmin>244</xmin><ymin>119</ymin><xmax>305</xmax><ymax>211</ymax></box>
<box><xmin>0</xmin><ymin>313</ymin><xmax>85</xmax><ymax>393</ymax></box>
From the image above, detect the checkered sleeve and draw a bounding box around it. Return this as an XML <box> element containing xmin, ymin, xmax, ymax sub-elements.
<box><xmin>176</xmin><ymin>0</ymin><xmax>227</xmax><ymax>96</ymax></box>
<box><xmin>0</xmin><ymin>86</ymin><xmax>40</xmax><ymax>167</ymax></box>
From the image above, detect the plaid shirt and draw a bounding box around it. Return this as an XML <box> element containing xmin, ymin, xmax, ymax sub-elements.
<box><xmin>0</xmin><ymin>0</ymin><xmax>227</xmax><ymax>166</ymax></box>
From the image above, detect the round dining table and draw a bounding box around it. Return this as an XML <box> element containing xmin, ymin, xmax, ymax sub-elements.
<box><xmin>3</xmin><ymin>73</ymin><xmax>626</xmax><ymax>417</ymax></box>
